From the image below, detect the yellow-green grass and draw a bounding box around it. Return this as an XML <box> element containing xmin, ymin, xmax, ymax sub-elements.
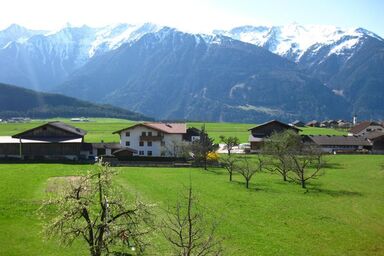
<box><xmin>0</xmin><ymin>118</ymin><xmax>346</xmax><ymax>144</ymax></box>
<box><xmin>0</xmin><ymin>155</ymin><xmax>383</xmax><ymax>255</ymax></box>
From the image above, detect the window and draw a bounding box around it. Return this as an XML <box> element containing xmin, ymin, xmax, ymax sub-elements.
<box><xmin>139</xmin><ymin>150</ymin><xmax>144</xmax><ymax>156</ymax></box>
<box><xmin>147</xmin><ymin>151</ymin><xmax>152</xmax><ymax>156</ymax></box>
<box><xmin>125</xmin><ymin>132</ymin><xmax>130</xmax><ymax>136</ymax></box>
<box><xmin>161</xmin><ymin>141</ymin><xmax>165</xmax><ymax>146</ymax></box>
<box><xmin>157</xmin><ymin>131</ymin><xmax>162</xmax><ymax>136</ymax></box>
<box><xmin>139</xmin><ymin>141</ymin><xmax>144</xmax><ymax>146</ymax></box>
<box><xmin>125</xmin><ymin>141</ymin><xmax>130</xmax><ymax>146</ymax></box>
<box><xmin>142</xmin><ymin>131</ymin><xmax>146</xmax><ymax>136</ymax></box>
<box><xmin>148</xmin><ymin>131</ymin><xmax>152</xmax><ymax>136</ymax></box>
<box><xmin>148</xmin><ymin>141</ymin><xmax>152</xmax><ymax>147</ymax></box>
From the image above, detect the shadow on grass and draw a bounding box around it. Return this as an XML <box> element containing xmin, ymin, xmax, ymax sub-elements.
<box><xmin>322</xmin><ymin>162</ymin><xmax>344</xmax><ymax>169</ymax></box>
<box><xmin>230</xmin><ymin>180</ymin><xmax>279</xmax><ymax>193</ymax></box>
<box><xmin>306</xmin><ymin>187</ymin><xmax>363</xmax><ymax>197</ymax></box>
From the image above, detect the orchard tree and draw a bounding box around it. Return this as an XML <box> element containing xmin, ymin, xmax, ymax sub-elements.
<box><xmin>160</xmin><ymin>185</ymin><xmax>222</xmax><ymax>256</ymax></box>
<box><xmin>39</xmin><ymin>161</ymin><xmax>153</xmax><ymax>256</ymax></box>
<box><xmin>262</xmin><ymin>130</ymin><xmax>301</xmax><ymax>181</ymax></box>
<box><xmin>220</xmin><ymin>155</ymin><xmax>238</xmax><ymax>182</ymax></box>
<box><xmin>236</xmin><ymin>156</ymin><xmax>264</xmax><ymax>189</ymax></box>
<box><xmin>219</xmin><ymin>135</ymin><xmax>240</xmax><ymax>156</ymax></box>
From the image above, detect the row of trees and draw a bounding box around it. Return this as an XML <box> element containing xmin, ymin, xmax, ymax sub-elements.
<box><xmin>221</xmin><ymin>131</ymin><xmax>325</xmax><ymax>189</ymax></box>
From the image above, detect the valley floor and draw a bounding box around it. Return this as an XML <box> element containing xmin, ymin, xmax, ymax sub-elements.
<box><xmin>0</xmin><ymin>155</ymin><xmax>383</xmax><ymax>255</ymax></box>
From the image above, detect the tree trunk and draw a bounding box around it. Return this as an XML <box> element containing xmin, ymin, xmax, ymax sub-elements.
<box><xmin>283</xmin><ymin>172</ymin><xmax>287</xmax><ymax>182</ymax></box>
<box><xmin>229</xmin><ymin>172</ymin><xmax>232</xmax><ymax>182</ymax></box>
<box><xmin>246</xmin><ymin>179</ymin><xmax>249</xmax><ymax>189</ymax></box>
<box><xmin>227</xmin><ymin>149</ymin><xmax>231</xmax><ymax>156</ymax></box>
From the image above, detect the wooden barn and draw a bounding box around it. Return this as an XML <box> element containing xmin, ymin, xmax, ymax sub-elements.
<box><xmin>248</xmin><ymin>120</ymin><xmax>301</xmax><ymax>152</ymax></box>
<box><xmin>0</xmin><ymin>121</ymin><xmax>86</xmax><ymax>160</ymax></box>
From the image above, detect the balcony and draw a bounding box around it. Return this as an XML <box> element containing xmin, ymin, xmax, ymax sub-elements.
<box><xmin>140</xmin><ymin>135</ymin><xmax>163</xmax><ymax>141</ymax></box>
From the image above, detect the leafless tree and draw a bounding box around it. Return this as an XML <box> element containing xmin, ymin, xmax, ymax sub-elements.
<box><xmin>160</xmin><ymin>185</ymin><xmax>222</xmax><ymax>256</ymax></box>
<box><xmin>190</xmin><ymin>126</ymin><xmax>217</xmax><ymax>170</ymax></box>
<box><xmin>236</xmin><ymin>156</ymin><xmax>264</xmax><ymax>189</ymax></box>
<box><xmin>219</xmin><ymin>136</ymin><xmax>240</xmax><ymax>156</ymax></box>
<box><xmin>39</xmin><ymin>161</ymin><xmax>153</xmax><ymax>256</ymax></box>
<box><xmin>288</xmin><ymin>144</ymin><xmax>325</xmax><ymax>189</ymax></box>
<box><xmin>220</xmin><ymin>155</ymin><xmax>239</xmax><ymax>182</ymax></box>
<box><xmin>262</xmin><ymin>130</ymin><xmax>301</xmax><ymax>181</ymax></box>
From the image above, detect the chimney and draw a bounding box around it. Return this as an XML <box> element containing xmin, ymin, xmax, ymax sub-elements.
<box><xmin>353</xmin><ymin>115</ymin><xmax>357</xmax><ymax>126</ymax></box>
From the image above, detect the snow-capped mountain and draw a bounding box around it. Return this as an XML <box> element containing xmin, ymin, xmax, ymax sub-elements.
<box><xmin>216</xmin><ymin>23</ymin><xmax>383</xmax><ymax>62</ymax></box>
<box><xmin>0</xmin><ymin>22</ymin><xmax>383</xmax><ymax>121</ymax></box>
<box><xmin>0</xmin><ymin>23</ymin><xmax>161</xmax><ymax>90</ymax></box>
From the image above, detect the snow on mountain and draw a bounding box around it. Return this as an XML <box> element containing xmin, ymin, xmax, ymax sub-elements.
<box><xmin>216</xmin><ymin>23</ymin><xmax>383</xmax><ymax>61</ymax></box>
<box><xmin>0</xmin><ymin>24</ymin><xmax>46</xmax><ymax>48</ymax></box>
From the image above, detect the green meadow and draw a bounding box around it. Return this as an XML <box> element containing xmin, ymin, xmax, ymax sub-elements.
<box><xmin>0</xmin><ymin>155</ymin><xmax>383</xmax><ymax>255</ymax></box>
<box><xmin>0</xmin><ymin>118</ymin><xmax>347</xmax><ymax>143</ymax></box>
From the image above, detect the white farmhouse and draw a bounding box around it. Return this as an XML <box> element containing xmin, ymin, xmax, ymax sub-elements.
<box><xmin>113</xmin><ymin>123</ymin><xmax>187</xmax><ymax>157</ymax></box>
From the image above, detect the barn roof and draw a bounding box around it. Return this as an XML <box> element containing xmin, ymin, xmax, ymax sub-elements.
<box><xmin>305</xmin><ymin>135</ymin><xmax>372</xmax><ymax>146</ymax></box>
<box><xmin>12</xmin><ymin>121</ymin><xmax>86</xmax><ymax>139</ymax></box>
<box><xmin>248</xmin><ymin>120</ymin><xmax>301</xmax><ymax>132</ymax></box>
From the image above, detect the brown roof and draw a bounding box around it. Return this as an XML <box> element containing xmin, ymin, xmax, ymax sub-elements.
<box><xmin>248</xmin><ymin>120</ymin><xmax>302</xmax><ymax>132</ymax></box>
<box><xmin>305</xmin><ymin>135</ymin><xmax>372</xmax><ymax>146</ymax></box>
<box><xmin>113</xmin><ymin>122</ymin><xmax>187</xmax><ymax>134</ymax></box>
<box><xmin>12</xmin><ymin>121</ymin><xmax>87</xmax><ymax>138</ymax></box>
<box><xmin>362</xmin><ymin>131</ymin><xmax>384</xmax><ymax>140</ymax></box>
<box><xmin>349</xmin><ymin>121</ymin><xmax>383</xmax><ymax>134</ymax></box>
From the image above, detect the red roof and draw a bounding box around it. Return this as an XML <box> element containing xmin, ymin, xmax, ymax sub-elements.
<box><xmin>113</xmin><ymin>123</ymin><xmax>187</xmax><ymax>134</ymax></box>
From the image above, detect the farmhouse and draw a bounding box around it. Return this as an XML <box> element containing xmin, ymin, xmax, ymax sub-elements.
<box><xmin>248</xmin><ymin>120</ymin><xmax>301</xmax><ymax>152</ymax></box>
<box><xmin>349</xmin><ymin>121</ymin><xmax>384</xmax><ymax>136</ymax></box>
<box><xmin>303</xmin><ymin>135</ymin><xmax>372</xmax><ymax>153</ymax></box>
<box><xmin>363</xmin><ymin>132</ymin><xmax>384</xmax><ymax>154</ymax></box>
<box><xmin>113</xmin><ymin>122</ymin><xmax>187</xmax><ymax>157</ymax></box>
<box><xmin>0</xmin><ymin>121</ymin><xmax>86</xmax><ymax>160</ymax></box>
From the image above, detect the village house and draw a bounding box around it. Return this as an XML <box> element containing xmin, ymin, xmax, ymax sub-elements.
<box><xmin>113</xmin><ymin>123</ymin><xmax>188</xmax><ymax>157</ymax></box>
<box><xmin>291</xmin><ymin>120</ymin><xmax>306</xmax><ymax>127</ymax></box>
<box><xmin>0</xmin><ymin>121</ymin><xmax>86</xmax><ymax>160</ymax></box>
<box><xmin>348</xmin><ymin>121</ymin><xmax>384</xmax><ymax>136</ymax></box>
<box><xmin>248</xmin><ymin>120</ymin><xmax>301</xmax><ymax>153</ymax></box>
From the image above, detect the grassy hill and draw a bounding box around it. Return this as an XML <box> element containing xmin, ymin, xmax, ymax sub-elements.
<box><xmin>0</xmin><ymin>155</ymin><xmax>383</xmax><ymax>255</ymax></box>
<box><xmin>0</xmin><ymin>83</ymin><xmax>151</xmax><ymax>120</ymax></box>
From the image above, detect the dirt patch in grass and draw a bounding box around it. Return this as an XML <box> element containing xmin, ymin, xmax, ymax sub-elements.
<box><xmin>46</xmin><ymin>176</ymin><xmax>83</xmax><ymax>194</ymax></box>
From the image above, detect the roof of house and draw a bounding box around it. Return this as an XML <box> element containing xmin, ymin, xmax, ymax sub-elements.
<box><xmin>349</xmin><ymin>121</ymin><xmax>383</xmax><ymax>134</ymax></box>
<box><xmin>12</xmin><ymin>121</ymin><xmax>86</xmax><ymax>138</ymax></box>
<box><xmin>91</xmin><ymin>143</ymin><xmax>122</xmax><ymax>149</ymax></box>
<box><xmin>248</xmin><ymin>120</ymin><xmax>302</xmax><ymax>132</ymax></box>
<box><xmin>113</xmin><ymin>123</ymin><xmax>187</xmax><ymax>134</ymax></box>
<box><xmin>305</xmin><ymin>135</ymin><xmax>372</xmax><ymax>146</ymax></box>
<box><xmin>362</xmin><ymin>131</ymin><xmax>384</xmax><ymax>140</ymax></box>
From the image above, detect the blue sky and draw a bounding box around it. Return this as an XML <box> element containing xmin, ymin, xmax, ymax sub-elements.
<box><xmin>0</xmin><ymin>0</ymin><xmax>382</xmax><ymax>36</ymax></box>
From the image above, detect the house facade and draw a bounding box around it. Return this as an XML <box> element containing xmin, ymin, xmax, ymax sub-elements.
<box><xmin>113</xmin><ymin>123</ymin><xmax>187</xmax><ymax>157</ymax></box>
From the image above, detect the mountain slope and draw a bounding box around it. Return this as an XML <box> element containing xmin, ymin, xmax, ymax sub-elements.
<box><xmin>56</xmin><ymin>28</ymin><xmax>348</xmax><ymax>122</ymax></box>
<box><xmin>0</xmin><ymin>83</ymin><xmax>151</xmax><ymax>120</ymax></box>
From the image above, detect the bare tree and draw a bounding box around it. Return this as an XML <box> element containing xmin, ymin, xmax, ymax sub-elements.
<box><xmin>39</xmin><ymin>161</ymin><xmax>153</xmax><ymax>256</ymax></box>
<box><xmin>236</xmin><ymin>156</ymin><xmax>264</xmax><ymax>189</ymax></box>
<box><xmin>288</xmin><ymin>144</ymin><xmax>325</xmax><ymax>189</ymax></box>
<box><xmin>219</xmin><ymin>136</ymin><xmax>240</xmax><ymax>156</ymax></box>
<box><xmin>262</xmin><ymin>130</ymin><xmax>301</xmax><ymax>181</ymax></box>
<box><xmin>220</xmin><ymin>155</ymin><xmax>238</xmax><ymax>182</ymax></box>
<box><xmin>160</xmin><ymin>185</ymin><xmax>222</xmax><ymax>256</ymax></box>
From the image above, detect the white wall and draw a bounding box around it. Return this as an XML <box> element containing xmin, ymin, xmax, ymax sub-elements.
<box><xmin>119</xmin><ymin>126</ymin><xmax>183</xmax><ymax>157</ymax></box>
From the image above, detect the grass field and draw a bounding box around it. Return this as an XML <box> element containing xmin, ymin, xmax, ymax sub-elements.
<box><xmin>0</xmin><ymin>155</ymin><xmax>383</xmax><ymax>255</ymax></box>
<box><xmin>0</xmin><ymin>118</ymin><xmax>347</xmax><ymax>143</ymax></box>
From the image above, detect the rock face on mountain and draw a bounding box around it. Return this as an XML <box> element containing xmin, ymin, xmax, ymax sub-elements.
<box><xmin>0</xmin><ymin>23</ymin><xmax>382</xmax><ymax>122</ymax></box>
<box><xmin>56</xmin><ymin>28</ymin><xmax>348</xmax><ymax>122</ymax></box>
<box><xmin>0</xmin><ymin>83</ymin><xmax>150</xmax><ymax>120</ymax></box>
